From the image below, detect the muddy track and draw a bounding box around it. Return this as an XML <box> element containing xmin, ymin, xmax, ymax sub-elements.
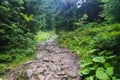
<box><xmin>6</xmin><ymin>35</ymin><xmax>81</xmax><ymax>80</ymax></box>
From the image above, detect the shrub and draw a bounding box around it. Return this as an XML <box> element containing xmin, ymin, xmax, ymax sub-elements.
<box><xmin>57</xmin><ymin>23</ymin><xmax>120</xmax><ymax>79</ymax></box>
<box><xmin>0</xmin><ymin>1</ymin><xmax>37</xmax><ymax>74</ymax></box>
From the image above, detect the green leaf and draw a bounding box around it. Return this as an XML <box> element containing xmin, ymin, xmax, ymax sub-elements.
<box><xmin>86</xmin><ymin>49</ymin><xmax>97</xmax><ymax>54</ymax></box>
<box><xmin>106</xmin><ymin>67</ymin><xmax>114</xmax><ymax>76</ymax></box>
<box><xmin>80</xmin><ymin>59</ymin><xmax>93</xmax><ymax>67</ymax></box>
<box><xmin>0</xmin><ymin>29</ymin><xmax>5</xmax><ymax>33</ymax></box>
<box><xmin>85</xmin><ymin>76</ymin><xmax>94</xmax><ymax>80</ymax></box>
<box><xmin>96</xmin><ymin>67</ymin><xmax>110</xmax><ymax>80</ymax></box>
<box><xmin>80</xmin><ymin>62</ymin><xmax>92</xmax><ymax>67</ymax></box>
<box><xmin>78</xmin><ymin>70</ymin><xmax>81</xmax><ymax>75</ymax></box>
<box><xmin>104</xmin><ymin>62</ymin><xmax>112</xmax><ymax>68</ymax></box>
<box><xmin>106</xmin><ymin>55</ymin><xmax>116</xmax><ymax>59</ymax></box>
<box><xmin>98</xmin><ymin>50</ymin><xmax>106</xmax><ymax>55</ymax></box>
<box><xmin>92</xmin><ymin>56</ymin><xmax>105</xmax><ymax>63</ymax></box>
<box><xmin>80</xmin><ymin>68</ymin><xmax>91</xmax><ymax>75</ymax></box>
<box><xmin>112</xmin><ymin>76</ymin><xmax>117</xmax><ymax>80</ymax></box>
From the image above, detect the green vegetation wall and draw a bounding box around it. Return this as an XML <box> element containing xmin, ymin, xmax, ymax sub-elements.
<box><xmin>100</xmin><ymin>0</ymin><xmax>120</xmax><ymax>23</ymax></box>
<box><xmin>0</xmin><ymin>0</ymin><xmax>42</xmax><ymax>74</ymax></box>
<box><xmin>57</xmin><ymin>0</ymin><xmax>120</xmax><ymax>79</ymax></box>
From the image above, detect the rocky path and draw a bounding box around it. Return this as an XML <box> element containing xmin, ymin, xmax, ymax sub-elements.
<box><xmin>6</xmin><ymin>35</ymin><xmax>81</xmax><ymax>80</ymax></box>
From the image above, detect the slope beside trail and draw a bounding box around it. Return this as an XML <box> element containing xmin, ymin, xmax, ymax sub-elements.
<box><xmin>6</xmin><ymin>35</ymin><xmax>81</xmax><ymax>80</ymax></box>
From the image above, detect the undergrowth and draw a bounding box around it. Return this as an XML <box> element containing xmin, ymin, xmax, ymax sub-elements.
<box><xmin>0</xmin><ymin>31</ymin><xmax>54</xmax><ymax>79</ymax></box>
<box><xmin>57</xmin><ymin>23</ymin><xmax>120</xmax><ymax>80</ymax></box>
<box><xmin>35</xmin><ymin>30</ymin><xmax>55</xmax><ymax>43</ymax></box>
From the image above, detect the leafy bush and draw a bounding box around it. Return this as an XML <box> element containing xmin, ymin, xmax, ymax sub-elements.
<box><xmin>57</xmin><ymin>23</ymin><xmax>120</xmax><ymax>79</ymax></box>
<box><xmin>0</xmin><ymin>0</ymin><xmax>38</xmax><ymax>74</ymax></box>
<box><xmin>100</xmin><ymin>0</ymin><xmax>120</xmax><ymax>23</ymax></box>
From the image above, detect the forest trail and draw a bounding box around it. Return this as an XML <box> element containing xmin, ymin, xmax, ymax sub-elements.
<box><xmin>6</xmin><ymin>35</ymin><xmax>81</xmax><ymax>80</ymax></box>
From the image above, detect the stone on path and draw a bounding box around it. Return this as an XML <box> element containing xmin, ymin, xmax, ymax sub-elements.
<box><xmin>34</xmin><ymin>67</ymin><xmax>44</xmax><ymax>74</ymax></box>
<box><xmin>37</xmin><ymin>74</ymin><xmax>45</xmax><ymax>80</ymax></box>
<box><xmin>6</xmin><ymin>35</ymin><xmax>81</xmax><ymax>80</ymax></box>
<box><xmin>27</xmin><ymin>69</ymin><xmax>33</xmax><ymax>78</ymax></box>
<box><xmin>45</xmin><ymin>74</ymin><xmax>52</xmax><ymax>80</ymax></box>
<box><xmin>50</xmin><ymin>63</ymin><xmax>57</xmax><ymax>72</ymax></box>
<box><xmin>57</xmin><ymin>71</ymin><xmax>66</xmax><ymax>76</ymax></box>
<box><xmin>43</xmin><ymin>57</ymin><xmax>49</xmax><ymax>62</ymax></box>
<box><xmin>66</xmin><ymin>71</ymin><xmax>77</xmax><ymax>78</ymax></box>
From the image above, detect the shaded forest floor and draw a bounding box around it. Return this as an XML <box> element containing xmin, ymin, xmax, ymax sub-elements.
<box><xmin>5</xmin><ymin>35</ymin><xmax>81</xmax><ymax>80</ymax></box>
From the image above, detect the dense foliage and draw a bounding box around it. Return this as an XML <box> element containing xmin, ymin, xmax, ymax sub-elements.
<box><xmin>1</xmin><ymin>0</ymin><xmax>120</xmax><ymax>79</ymax></box>
<box><xmin>57</xmin><ymin>23</ymin><xmax>120</xmax><ymax>79</ymax></box>
<box><xmin>100</xmin><ymin>0</ymin><xmax>120</xmax><ymax>23</ymax></box>
<box><xmin>0</xmin><ymin>0</ymin><xmax>41</xmax><ymax>74</ymax></box>
<box><xmin>57</xmin><ymin>0</ymin><xmax>120</xmax><ymax>79</ymax></box>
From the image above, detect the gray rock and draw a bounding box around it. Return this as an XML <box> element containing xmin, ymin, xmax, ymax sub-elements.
<box><xmin>50</xmin><ymin>63</ymin><xmax>57</xmax><ymax>71</ymax></box>
<box><xmin>34</xmin><ymin>67</ymin><xmax>44</xmax><ymax>74</ymax></box>
<box><xmin>31</xmin><ymin>65</ymin><xmax>37</xmax><ymax>71</ymax></box>
<box><xmin>53</xmin><ymin>74</ymin><xmax>60</xmax><ymax>78</ymax></box>
<box><xmin>37</xmin><ymin>74</ymin><xmax>45</xmax><ymax>80</ymax></box>
<box><xmin>45</xmin><ymin>74</ymin><xmax>52</xmax><ymax>80</ymax></box>
<box><xmin>37</xmin><ymin>53</ymin><xmax>43</xmax><ymax>59</ymax></box>
<box><xmin>57</xmin><ymin>71</ymin><xmax>65</xmax><ymax>76</ymax></box>
<box><xmin>56</xmin><ymin>65</ymin><xmax>61</xmax><ymax>71</ymax></box>
<box><xmin>66</xmin><ymin>71</ymin><xmax>77</xmax><ymax>78</ymax></box>
<box><xmin>27</xmin><ymin>69</ymin><xmax>33</xmax><ymax>78</ymax></box>
<box><xmin>43</xmin><ymin>57</ymin><xmax>49</xmax><ymax>62</ymax></box>
<box><xmin>30</xmin><ymin>77</ymin><xmax>36</xmax><ymax>80</ymax></box>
